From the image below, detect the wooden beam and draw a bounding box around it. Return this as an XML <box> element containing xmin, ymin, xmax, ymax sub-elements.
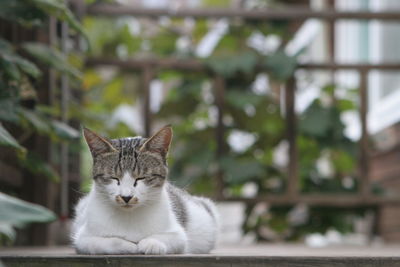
<box><xmin>2</xmin><ymin>254</ymin><xmax>400</xmax><ymax>267</ymax></box>
<box><xmin>86</xmin><ymin>57</ymin><xmax>400</xmax><ymax>71</ymax></box>
<box><xmin>86</xmin><ymin>4</ymin><xmax>400</xmax><ymax>21</ymax></box>
<box><xmin>222</xmin><ymin>195</ymin><xmax>400</xmax><ymax>207</ymax></box>
<box><xmin>86</xmin><ymin>57</ymin><xmax>205</xmax><ymax>71</ymax></box>
<box><xmin>298</xmin><ymin>63</ymin><xmax>400</xmax><ymax>70</ymax></box>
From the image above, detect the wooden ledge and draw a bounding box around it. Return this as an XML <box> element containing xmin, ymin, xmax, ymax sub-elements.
<box><xmin>1</xmin><ymin>255</ymin><xmax>400</xmax><ymax>267</ymax></box>
<box><xmin>1</xmin><ymin>245</ymin><xmax>400</xmax><ymax>266</ymax></box>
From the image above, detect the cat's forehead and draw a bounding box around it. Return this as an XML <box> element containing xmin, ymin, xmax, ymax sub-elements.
<box><xmin>110</xmin><ymin>136</ymin><xmax>146</xmax><ymax>150</ymax></box>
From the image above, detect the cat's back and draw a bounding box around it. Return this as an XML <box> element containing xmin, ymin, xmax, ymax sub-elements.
<box><xmin>166</xmin><ymin>183</ymin><xmax>219</xmax><ymax>253</ymax></box>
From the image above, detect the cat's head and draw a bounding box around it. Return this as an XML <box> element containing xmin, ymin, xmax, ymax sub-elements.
<box><xmin>83</xmin><ymin>126</ymin><xmax>172</xmax><ymax>210</ymax></box>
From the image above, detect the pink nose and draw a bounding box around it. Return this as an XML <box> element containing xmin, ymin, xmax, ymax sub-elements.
<box><xmin>121</xmin><ymin>196</ymin><xmax>132</xmax><ymax>203</ymax></box>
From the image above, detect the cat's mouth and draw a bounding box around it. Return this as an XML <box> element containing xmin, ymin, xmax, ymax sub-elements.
<box><xmin>119</xmin><ymin>201</ymin><xmax>139</xmax><ymax>208</ymax></box>
<box><xmin>115</xmin><ymin>196</ymin><xmax>139</xmax><ymax>207</ymax></box>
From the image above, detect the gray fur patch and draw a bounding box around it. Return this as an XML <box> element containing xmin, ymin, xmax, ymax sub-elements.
<box><xmin>196</xmin><ymin>198</ymin><xmax>216</xmax><ymax>222</ymax></box>
<box><xmin>167</xmin><ymin>184</ymin><xmax>188</xmax><ymax>228</ymax></box>
<box><xmin>93</xmin><ymin>174</ymin><xmax>113</xmax><ymax>185</ymax></box>
<box><xmin>144</xmin><ymin>174</ymin><xmax>165</xmax><ymax>187</ymax></box>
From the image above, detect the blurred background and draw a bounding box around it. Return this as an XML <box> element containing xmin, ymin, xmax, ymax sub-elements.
<box><xmin>1</xmin><ymin>0</ymin><xmax>400</xmax><ymax>249</ymax></box>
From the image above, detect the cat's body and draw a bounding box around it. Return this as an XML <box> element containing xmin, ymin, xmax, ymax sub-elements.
<box><xmin>71</xmin><ymin>127</ymin><xmax>218</xmax><ymax>255</ymax></box>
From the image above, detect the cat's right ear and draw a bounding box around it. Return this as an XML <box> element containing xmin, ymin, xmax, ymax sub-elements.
<box><xmin>83</xmin><ymin>127</ymin><xmax>117</xmax><ymax>157</ymax></box>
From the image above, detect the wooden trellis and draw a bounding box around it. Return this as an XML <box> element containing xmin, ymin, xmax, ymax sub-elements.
<box><xmin>84</xmin><ymin>2</ymin><xmax>400</xmax><ymax>208</ymax></box>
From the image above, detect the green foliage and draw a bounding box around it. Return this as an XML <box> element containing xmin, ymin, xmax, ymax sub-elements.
<box><xmin>23</xmin><ymin>43</ymin><xmax>81</xmax><ymax>79</ymax></box>
<box><xmin>0</xmin><ymin>124</ymin><xmax>26</xmax><ymax>154</ymax></box>
<box><xmin>0</xmin><ymin>192</ymin><xmax>56</xmax><ymax>243</ymax></box>
<box><xmin>221</xmin><ymin>156</ymin><xmax>265</xmax><ymax>185</ymax></box>
<box><xmin>82</xmin><ymin>1</ymin><xmax>362</xmax><ymax>242</ymax></box>
<box><xmin>205</xmin><ymin>51</ymin><xmax>258</xmax><ymax>78</ymax></box>
<box><xmin>298</xmin><ymin>87</ymin><xmax>357</xmax><ymax>193</ymax></box>
<box><xmin>0</xmin><ymin>0</ymin><xmax>83</xmax><ymax>171</ymax></box>
<box><xmin>244</xmin><ymin>205</ymin><xmax>367</xmax><ymax>242</ymax></box>
<box><xmin>264</xmin><ymin>50</ymin><xmax>297</xmax><ymax>81</ymax></box>
<box><xmin>0</xmin><ymin>0</ymin><xmax>87</xmax><ymax>40</ymax></box>
<box><xmin>84</xmin><ymin>17</ymin><xmax>141</xmax><ymax>57</ymax></box>
<box><xmin>18</xmin><ymin>151</ymin><xmax>60</xmax><ymax>182</ymax></box>
<box><xmin>202</xmin><ymin>0</ymin><xmax>231</xmax><ymax>7</ymax></box>
<box><xmin>0</xmin><ymin>0</ymin><xmax>83</xmax><ymax>243</ymax></box>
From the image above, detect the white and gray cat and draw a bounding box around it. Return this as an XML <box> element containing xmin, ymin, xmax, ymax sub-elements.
<box><xmin>71</xmin><ymin>126</ymin><xmax>219</xmax><ymax>254</ymax></box>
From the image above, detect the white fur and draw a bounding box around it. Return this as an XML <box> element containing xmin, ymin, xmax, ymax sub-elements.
<box><xmin>71</xmin><ymin>172</ymin><xmax>218</xmax><ymax>255</ymax></box>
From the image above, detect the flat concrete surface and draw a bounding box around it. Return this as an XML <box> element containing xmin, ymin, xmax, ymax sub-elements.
<box><xmin>1</xmin><ymin>244</ymin><xmax>400</xmax><ymax>267</ymax></box>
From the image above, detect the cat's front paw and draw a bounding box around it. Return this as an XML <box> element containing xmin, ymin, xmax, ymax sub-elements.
<box><xmin>138</xmin><ymin>238</ymin><xmax>167</xmax><ymax>255</ymax></box>
<box><xmin>109</xmin><ymin>237</ymin><xmax>139</xmax><ymax>254</ymax></box>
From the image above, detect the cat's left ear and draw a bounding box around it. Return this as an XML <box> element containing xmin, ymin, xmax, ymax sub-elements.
<box><xmin>83</xmin><ymin>127</ymin><xmax>118</xmax><ymax>157</ymax></box>
<box><xmin>140</xmin><ymin>125</ymin><xmax>172</xmax><ymax>156</ymax></box>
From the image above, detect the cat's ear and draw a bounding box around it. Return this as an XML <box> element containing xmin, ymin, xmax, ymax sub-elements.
<box><xmin>140</xmin><ymin>125</ymin><xmax>172</xmax><ymax>155</ymax></box>
<box><xmin>83</xmin><ymin>127</ymin><xmax>117</xmax><ymax>157</ymax></box>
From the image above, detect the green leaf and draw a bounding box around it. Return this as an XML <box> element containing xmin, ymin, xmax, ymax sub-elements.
<box><xmin>337</xmin><ymin>99</ymin><xmax>355</xmax><ymax>112</ymax></box>
<box><xmin>27</xmin><ymin>0</ymin><xmax>89</xmax><ymax>42</ymax></box>
<box><xmin>12</xmin><ymin>55</ymin><xmax>41</xmax><ymax>78</ymax></box>
<box><xmin>0</xmin><ymin>38</ymin><xmax>12</xmax><ymax>51</ymax></box>
<box><xmin>0</xmin><ymin>124</ymin><xmax>26</xmax><ymax>153</ymax></box>
<box><xmin>51</xmin><ymin>120</ymin><xmax>79</xmax><ymax>140</ymax></box>
<box><xmin>0</xmin><ymin>222</ymin><xmax>16</xmax><ymax>241</ymax></box>
<box><xmin>0</xmin><ymin>0</ymin><xmax>46</xmax><ymax>27</ymax></box>
<box><xmin>22</xmin><ymin>43</ymin><xmax>82</xmax><ymax>79</ymax></box>
<box><xmin>322</xmin><ymin>84</ymin><xmax>335</xmax><ymax>95</ymax></box>
<box><xmin>0</xmin><ymin>98</ymin><xmax>20</xmax><ymax>123</ymax></box>
<box><xmin>226</xmin><ymin>90</ymin><xmax>262</xmax><ymax>109</ymax></box>
<box><xmin>332</xmin><ymin>150</ymin><xmax>355</xmax><ymax>173</ymax></box>
<box><xmin>0</xmin><ymin>59</ymin><xmax>20</xmax><ymax>81</ymax></box>
<box><xmin>264</xmin><ymin>50</ymin><xmax>297</xmax><ymax>81</ymax></box>
<box><xmin>18</xmin><ymin>152</ymin><xmax>60</xmax><ymax>182</ymax></box>
<box><xmin>299</xmin><ymin>101</ymin><xmax>331</xmax><ymax>137</ymax></box>
<box><xmin>19</xmin><ymin>108</ymin><xmax>51</xmax><ymax>134</ymax></box>
<box><xmin>0</xmin><ymin>192</ymin><xmax>56</xmax><ymax>227</ymax></box>
<box><xmin>220</xmin><ymin>156</ymin><xmax>265</xmax><ymax>185</ymax></box>
<box><xmin>205</xmin><ymin>51</ymin><xmax>258</xmax><ymax>78</ymax></box>
<box><xmin>0</xmin><ymin>39</ymin><xmax>41</xmax><ymax>78</ymax></box>
<box><xmin>203</xmin><ymin>0</ymin><xmax>231</xmax><ymax>7</ymax></box>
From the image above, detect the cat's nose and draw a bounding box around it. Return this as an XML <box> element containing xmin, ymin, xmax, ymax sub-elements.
<box><xmin>121</xmin><ymin>196</ymin><xmax>132</xmax><ymax>203</ymax></box>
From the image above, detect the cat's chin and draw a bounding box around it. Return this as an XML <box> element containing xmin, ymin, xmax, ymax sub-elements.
<box><xmin>118</xmin><ymin>204</ymin><xmax>138</xmax><ymax>210</ymax></box>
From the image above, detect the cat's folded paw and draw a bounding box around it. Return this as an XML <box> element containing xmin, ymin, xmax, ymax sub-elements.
<box><xmin>138</xmin><ymin>238</ymin><xmax>167</xmax><ymax>255</ymax></box>
<box><xmin>110</xmin><ymin>238</ymin><xmax>139</xmax><ymax>254</ymax></box>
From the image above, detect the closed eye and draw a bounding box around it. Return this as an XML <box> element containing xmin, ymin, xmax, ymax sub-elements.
<box><xmin>133</xmin><ymin>177</ymin><xmax>145</xmax><ymax>187</ymax></box>
<box><xmin>111</xmin><ymin>177</ymin><xmax>120</xmax><ymax>185</ymax></box>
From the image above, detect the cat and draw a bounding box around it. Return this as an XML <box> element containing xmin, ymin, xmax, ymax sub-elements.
<box><xmin>71</xmin><ymin>126</ymin><xmax>219</xmax><ymax>255</ymax></box>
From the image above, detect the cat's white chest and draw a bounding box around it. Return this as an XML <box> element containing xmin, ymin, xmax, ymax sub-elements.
<box><xmin>85</xmin><ymin>199</ymin><xmax>172</xmax><ymax>243</ymax></box>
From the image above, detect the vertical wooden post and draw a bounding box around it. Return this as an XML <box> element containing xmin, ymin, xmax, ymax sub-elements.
<box><xmin>48</xmin><ymin>17</ymin><xmax>57</xmax><ymax>108</ymax></box>
<box><xmin>68</xmin><ymin>0</ymin><xmax>84</xmax><ymax>219</ymax></box>
<box><xmin>359</xmin><ymin>70</ymin><xmax>370</xmax><ymax>197</ymax></box>
<box><xmin>142</xmin><ymin>66</ymin><xmax>153</xmax><ymax>137</ymax></box>
<box><xmin>60</xmin><ymin>21</ymin><xmax>69</xmax><ymax>220</ymax></box>
<box><xmin>327</xmin><ymin>0</ymin><xmax>336</xmax><ymax>85</ymax></box>
<box><xmin>29</xmin><ymin>20</ymin><xmax>56</xmax><ymax>246</ymax></box>
<box><xmin>48</xmin><ymin>16</ymin><xmax>57</xmax><ymax>168</ymax></box>
<box><xmin>285</xmin><ymin>77</ymin><xmax>299</xmax><ymax>198</ymax></box>
<box><xmin>214</xmin><ymin>75</ymin><xmax>225</xmax><ymax>199</ymax></box>
<box><xmin>327</xmin><ymin>0</ymin><xmax>336</xmax><ymax>61</ymax></box>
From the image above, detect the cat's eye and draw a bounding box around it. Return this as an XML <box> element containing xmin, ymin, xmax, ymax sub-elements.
<box><xmin>111</xmin><ymin>177</ymin><xmax>120</xmax><ymax>185</ymax></box>
<box><xmin>133</xmin><ymin>177</ymin><xmax>145</xmax><ymax>187</ymax></box>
